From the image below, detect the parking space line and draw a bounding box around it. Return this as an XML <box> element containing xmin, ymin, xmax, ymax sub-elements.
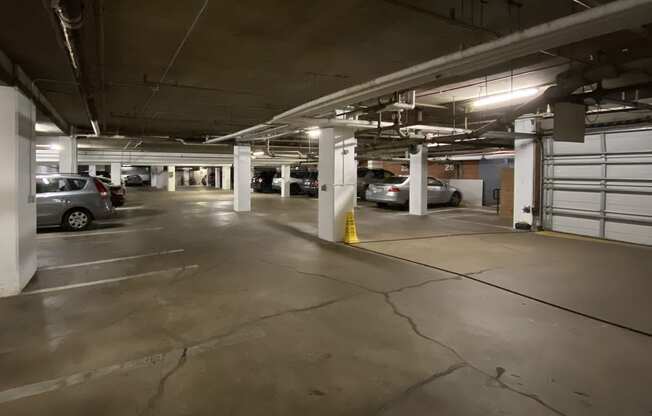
<box><xmin>37</xmin><ymin>226</ymin><xmax>163</xmax><ymax>239</ymax></box>
<box><xmin>21</xmin><ymin>265</ymin><xmax>199</xmax><ymax>295</ymax></box>
<box><xmin>38</xmin><ymin>249</ymin><xmax>185</xmax><ymax>271</ymax></box>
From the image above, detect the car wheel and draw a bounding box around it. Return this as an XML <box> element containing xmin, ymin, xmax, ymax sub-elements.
<box><xmin>63</xmin><ymin>209</ymin><xmax>92</xmax><ymax>231</ymax></box>
<box><xmin>360</xmin><ymin>185</ymin><xmax>368</xmax><ymax>201</ymax></box>
<box><xmin>449</xmin><ymin>192</ymin><xmax>461</xmax><ymax>207</ymax></box>
<box><xmin>376</xmin><ymin>202</ymin><xmax>387</xmax><ymax>208</ymax></box>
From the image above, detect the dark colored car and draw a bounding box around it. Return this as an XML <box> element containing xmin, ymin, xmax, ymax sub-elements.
<box><xmin>202</xmin><ymin>171</ymin><xmax>215</xmax><ymax>186</ymax></box>
<box><xmin>96</xmin><ymin>176</ymin><xmax>126</xmax><ymax>207</ymax></box>
<box><xmin>357</xmin><ymin>168</ymin><xmax>395</xmax><ymax>199</ymax></box>
<box><xmin>272</xmin><ymin>169</ymin><xmax>311</xmax><ymax>195</ymax></box>
<box><xmin>300</xmin><ymin>172</ymin><xmax>319</xmax><ymax>197</ymax></box>
<box><xmin>251</xmin><ymin>169</ymin><xmax>276</xmax><ymax>193</ymax></box>
<box><xmin>125</xmin><ymin>174</ymin><xmax>144</xmax><ymax>186</ymax></box>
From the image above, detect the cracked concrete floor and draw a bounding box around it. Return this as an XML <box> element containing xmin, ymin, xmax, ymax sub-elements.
<box><xmin>0</xmin><ymin>188</ymin><xmax>650</xmax><ymax>415</ymax></box>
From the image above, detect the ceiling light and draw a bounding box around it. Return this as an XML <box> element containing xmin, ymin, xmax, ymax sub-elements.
<box><xmin>91</xmin><ymin>120</ymin><xmax>101</xmax><ymax>136</ymax></box>
<box><xmin>252</xmin><ymin>151</ymin><xmax>265</xmax><ymax>156</ymax></box>
<box><xmin>49</xmin><ymin>144</ymin><xmax>62</xmax><ymax>151</ymax></box>
<box><xmin>472</xmin><ymin>88</ymin><xmax>539</xmax><ymax>108</ymax></box>
<box><xmin>35</xmin><ymin>122</ymin><xmax>63</xmax><ymax>134</ymax></box>
<box><xmin>306</xmin><ymin>127</ymin><xmax>321</xmax><ymax>138</ymax></box>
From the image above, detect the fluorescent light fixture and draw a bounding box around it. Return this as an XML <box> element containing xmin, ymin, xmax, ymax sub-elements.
<box><xmin>306</xmin><ymin>127</ymin><xmax>321</xmax><ymax>138</ymax></box>
<box><xmin>35</xmin><ymin>122</ymin><xmax>63</xmax><ymax>134</ymax></box>
<box><xmin>91</xmin><ymin>120</ymin><xmax>101</xmax><ymax>136</ymax></box>
<box><xmin>252</xmin><ymin>151</ymin><xmax>265</xmax><ymax>156</ymax></box>
<box><xmin>473</xmin><ymin>88</ymin><xmax>539</xmax><ymax>108</ymax></box>
<box><xmin>49</xmin><ymin>144</ymin><xmax>62</xmax><ymax>151</ymax></box>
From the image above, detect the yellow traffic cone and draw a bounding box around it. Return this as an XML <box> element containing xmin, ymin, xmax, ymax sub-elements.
<box><xmin>344</xmin><ymin>210</ymin><xmax>360</xmax><ymax>244</ymax></box>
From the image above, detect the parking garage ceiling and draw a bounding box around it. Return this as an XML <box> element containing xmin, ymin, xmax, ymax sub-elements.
<box><xmin>0</xmin><ymin>0</ymin><xmax>624</xmax><ymax>140</ymax></box>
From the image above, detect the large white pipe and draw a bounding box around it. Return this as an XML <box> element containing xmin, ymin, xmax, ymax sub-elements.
<box><xmin>272</xmin><ymin>0</ymin><xmax>652</xmax><ymax>122</ymax></box>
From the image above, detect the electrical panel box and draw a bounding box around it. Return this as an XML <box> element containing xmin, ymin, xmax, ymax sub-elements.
<box><xmin>554</xmin><ymin>102</ymin><xmax>586</xmax><ymax>142</ymax></box>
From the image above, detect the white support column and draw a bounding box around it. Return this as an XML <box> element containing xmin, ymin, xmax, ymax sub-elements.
<box><xmin>150</xmin><ymin>166</ymin><xmax>158</xmax><ymax>187</ymax></box>
<box><xmin>409</xmin><ymin>144</ymin><xmax>428</xmax><ymax>216</ymax></box>
<box><xmin>182</xmin><ymin>169</ymin><xmax>190</xmax><ymax>186</ymax></box>
<box><xmin>88</xmin><ymin>164</ymin><xmax>96</xmax><ymax>177</ymax></box>
<box><xmin>513</xmin><ymin>117</ymin><xmax>537</xmax><ymax>227</ymax></box>
<box><xmin>233</xmin><ymin>145</ymin><xmax>251</xmax><ymax>212</ymax></box>
<box><xmin>214</xmin><ymin>167</ymin><xmax>221</xmax><ymax>188</ymax></box>
<box><xmin>110</xmin><ymin>162</ymin><xmax>121</xmax><ymax>186</ymax></box>
<box><xmin>280</xmin><ymin>164</ymin><xmax>291</xmax><ymax>197</ymax></box>
<box><xmin>167</xmin><ymin>166</ymin><xmax>176</xmax><ymax>191</ymax></box>
<box><xmin>0</xmin><ymin>87</ymin><xmax>37</xmax><ymax>296</ymax></box>
<box><xmin>222</xmin><ymin>164</ymin><xmax>232</xmax><ymax>190</ymax></box>
<box><xmin>318</xmin><ymin>127</ymin><xmax>357</xmax><ymax>242</ymax></box>
<box><xmin>58</xmin><ymin>135</ymin><xmax>77</xmax><ymax>174</ymax></box>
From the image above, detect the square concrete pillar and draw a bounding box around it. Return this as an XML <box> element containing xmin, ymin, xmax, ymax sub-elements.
<box><xmin>222</xmin><ymin>164</ymin><xmax>232</xmax><ymax>190</ymax></box>
<box><xmin>58</xmin><ymin>135</ymin><xmax>77</xmax><ymax>174</ymax></box>
<box><xmin>0</xmin><ymin>87</ymin><xmax>37</xmax><ymax>296</ymax></box>
<box><xmin>110</xmin><ymin>162</ymin><xmax>121</xmax><ymax>186</ymax></box>
<box><xmin>280</xmin><ymin>164</ymin><xmax>291</xmax><ymax>197</ymax></box>
<box><xmin>318</xmin><ymin>127</ymin><xmax>357</xmax><ymax>242</ymax></box>
<box><xmin>88</xmin><ymin>164</ymin><xmax>96</xmax><ymax>177</ymax></box>
<box><xmin>233</xmin><ymin>145</ymin><xmax>251</xmax><ymax>212</ymax></box>
<box><xmin>167</xmin><ymin>166</ymin><xmax>176</xmax><ymax>191</ymax></box>
<box><xmin>214</xmin><ymin>167</ymin><xmax>221</xmax><ymax>188</ymax></box>
<box><xmin>514</xmin><ymin>117</ymin><xmax>537</xmax><ymax>227</ymax></box>
<box><xmin>150</xmin><ymin>166</ymin><xmax>158</xmax><ymax>187</ymax></box>
<box><xmin>182</xmin><ymin>169</ymin><xmax>190</xmax><ymax>186</ymax></box>
<box><xmin>409</xmin><ymin>144</ymin><xmax>428</xmax><ymax>216</ymax></box>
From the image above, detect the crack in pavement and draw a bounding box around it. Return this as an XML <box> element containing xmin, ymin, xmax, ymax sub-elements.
<box><xmin>260</xmin><ymin>258</ymin><xmax>567</xmax><ymax>415</ymax></box>
<box><xmin>375</xmin><ymin>362</ymin><xmax>468</xmax><ymax>414</ymax></box>
<box><xmin>382</xmin><ymin>293</ymin><xmax>568</xmax><ymax>416</ymax></box>
<box><xmin>0</xmin><ymin>293</ymin><xmax>358</xmax><ymax>406</ymax></box>
<box><xmin>140</xmin><ymin>347</ymin><xmax>188</xmax><ymax>416</ymax></box>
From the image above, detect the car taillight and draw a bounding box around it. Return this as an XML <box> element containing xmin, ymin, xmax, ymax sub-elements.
<box><xmin>94</xmin><ymin>179</ymin><xmax>109</xmax><ymax>198</ymax></box>
<box><xmin>314</xmin><ymin>180</ymin><xmax>318</xmax><ymax>187</ymax></box>
<box><xmin>387</xmin><ymin>186</ymin><xmax>400</xmax><ymax>193</ymax></box>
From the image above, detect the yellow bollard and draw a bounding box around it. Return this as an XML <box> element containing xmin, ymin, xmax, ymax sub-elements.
<box><xmin>344</xmin><ymin>210</ymin><xmax>360</xmax><ymax>244</ymax></box>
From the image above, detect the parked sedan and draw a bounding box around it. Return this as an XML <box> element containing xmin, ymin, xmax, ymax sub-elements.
<box><xmin>36</xmin><ymin>174</ymin><xmax>114</xmax><ymax>231</ymax></box>
<box><xmin>124</xmin><ymin>174</ymin><xmax>144</xmax><ymax>186</ymax></box>
<box><xmin>365</xmin><ymin>176</ymin><xmax>462</xmax><ymax>208</ymax></box>
<box><xmin>96</xmin><ymin>176</ymin><xmax>126</xmax><ymax>207</ymax></box>
<box><xmin>357</xmin><ymin>167</ymin><xmax>395</xmax><ymax>199</ymax></box>
<box><xmin>251</xmin><ymin>169</ymin><xmax>276</xmax><ymax>193</ymax></box>
<box><xmin>299</xmin><ymin>172</ymin><xmax>319</xmax><ymax>197</ymax></box>
<box><xmin>271</xmin><ymin>170</ymin><xmax>311</xmax><ymax>195</ymax></box>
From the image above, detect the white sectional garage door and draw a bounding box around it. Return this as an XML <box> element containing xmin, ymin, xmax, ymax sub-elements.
<box><xmin>543</xmin><ymin>129</ymin><xmax>652</xmax><ymax>245</ymax></box>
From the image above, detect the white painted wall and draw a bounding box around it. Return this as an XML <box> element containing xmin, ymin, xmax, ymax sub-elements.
<box><xmin>0</xmin><ymin>87</ymin><xmax>37</xmax><ymax>296</ymax></box>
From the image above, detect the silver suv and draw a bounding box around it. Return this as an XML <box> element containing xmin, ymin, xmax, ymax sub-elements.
<box><xmin>36</xmin><ymin>174</ymin><xmax>114</xmax><ymax>231</ymax></box>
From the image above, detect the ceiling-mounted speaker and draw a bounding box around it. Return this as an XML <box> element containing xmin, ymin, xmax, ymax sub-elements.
<box><xmin>553</xmin><ymin>102</ymin><xmax>586</xmax><ymax>142</ymax></box>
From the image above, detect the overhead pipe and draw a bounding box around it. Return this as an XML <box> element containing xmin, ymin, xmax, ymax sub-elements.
<box><xmin>47</xmin><ymin>0</ymin><xmax>100</xmax><ymax>135</ymax></box>
<box><xmin>270</xmin><ymin>0</ymin><xmax>652</xmax><ymax>123</ymax></box>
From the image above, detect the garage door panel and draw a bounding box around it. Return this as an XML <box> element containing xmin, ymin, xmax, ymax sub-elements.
<box><xmin>605</xmin><ymin>222</ymin><xmax>652</xmax><ymax>246</ymax></box>
<box><xmin>551</xmin><ymin>215</ymin><xmax>600</xmax><ymax>237</ymax></box>
<box><xmin>552</xmin><ymin>134</ymin><xmax>601</xmax><ymax>154</ymax></box>
<box><xmin>544</xmin><ymin>129</ymin><xmax>652</xmax><ymax>245</ymax></box>
<box><xmin>608</xmin><ymin>164</ymin><xmax>652</xmax><ymax>179</ymax></box>
<box><xmin>553</xmin><ymin>164</ymin><xmax>602</xmax><ymax>178</ymax></box>
<box><xmin>553</xmin><ymin>190</ymin><xmax>600</xmax><ymax>211</ymax></box>
<box><xmin>606</xmin><ymin>193</ymin><xmax>652</xmax><ymax>216</ymax></box>
<box><xmin>606</xmin><ymin>130</ymin><xmax>652</xmax><ymax>152</ymax></box>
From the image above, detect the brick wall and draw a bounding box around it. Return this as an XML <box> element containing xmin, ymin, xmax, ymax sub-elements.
<box><xmin>369</xmin><ymin>160</ymin><xmax>480</xmax><ymax>179</ymax></box>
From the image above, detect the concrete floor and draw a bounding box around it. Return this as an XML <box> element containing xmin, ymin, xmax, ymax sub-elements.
<box><xmin>1</xmin><ymin>188</ymin><xmax>651</xmax><ymax>415</ymax></box>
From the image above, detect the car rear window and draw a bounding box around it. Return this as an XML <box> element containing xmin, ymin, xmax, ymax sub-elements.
<box><xmin>382</xmin><ymin>177</ymin><xmax>407</xmax><ymax>184</ymax></box>
<box><xmin>67</xmin><ymin>179</ymin><xmax>88</xmax><ymax>190</ymax></box>
<box><xmin>36</xmin><ymin>178</ymin><xmax>67</xmax><ymax>193</ymax></box>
